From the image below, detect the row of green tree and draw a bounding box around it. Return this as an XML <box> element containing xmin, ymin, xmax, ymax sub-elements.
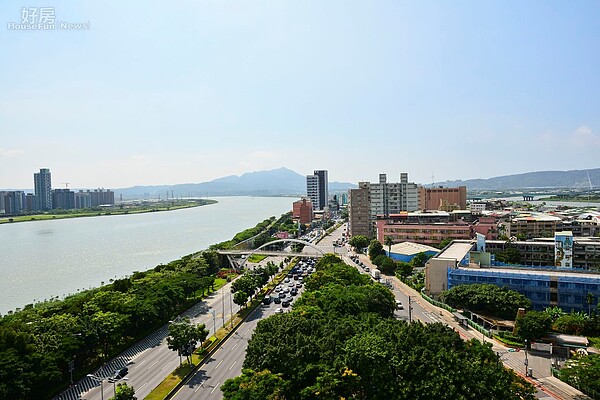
<box><xmin>231</xmin><ymin>262</ymin><xmax>281</xmax><ymax>308</ymax></box>
<box><xmin>0</xmin><ymin>250</ymin><xmax>225</xmax><ymax>399</ymax></box>
<box><xmin>221</xmin><ymin>255</ymin><xmax>535</xmax><ymax>400</ymax></box>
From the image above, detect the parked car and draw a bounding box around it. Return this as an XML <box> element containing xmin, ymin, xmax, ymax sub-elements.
<box><xmin>275</xmin><ymin>308</ymin><xmax>284</xmax><ymax>314</ymax></box>
<box><xmin>395</xmin><ymin>300</ymin><xmax>404</xmax><ymax>310</ymax></box>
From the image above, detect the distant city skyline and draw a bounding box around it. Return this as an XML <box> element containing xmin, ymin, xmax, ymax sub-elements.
<box><xmin>1</xmin><ymin>1</ymin><xmax>599</xmax><ymax>189</ymax></box>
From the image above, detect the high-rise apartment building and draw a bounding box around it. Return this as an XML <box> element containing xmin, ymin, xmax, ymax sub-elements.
<box><xmin>306</xmin><ymin>170</ymin><xmax>328</xmax><ymax>211</ymax></box>
<box><xmin>348</xmin><ymin>173</ymin><xmax>419</xmax><ymax>238</ymax></box>
<box><xmin>34</xmin><ymin>168</ymin><xmax>52</xmax><ymax>211</ymax></box>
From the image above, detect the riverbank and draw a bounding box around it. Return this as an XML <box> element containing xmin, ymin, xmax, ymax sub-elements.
<box><xmin>537</xmin><ymin>196</ymin><xmax>600</xmax><ymax>203</ymax></box>
<box><xmin>0</xmin><ymin>198</ymin><xmax>218</xmax><ymax>225</ymax></box>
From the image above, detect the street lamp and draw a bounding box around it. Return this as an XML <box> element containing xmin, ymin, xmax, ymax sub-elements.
<box><xmin>209</xmin><ymin>309</ymin><xmax>216</xmax><ymax>336</ymax></box>
<box><xmin>524</xmin><ymin>339</ymin><xmax>529</xmax><ymax>376</ymax></box>
<box><xmin>86</xmin><ymin>374</ymin><xmax>106</xmax><ymax>400</ymax></box>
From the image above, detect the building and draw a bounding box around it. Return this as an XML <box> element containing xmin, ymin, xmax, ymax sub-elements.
<box><xmin>377</xmin><ymin>219</ymin><xmax>473</xmax><ymax>247</ymax></box>
<box><xmin>0</xmin><ymin>191</ymin><xmax>25</xmax><ymax>215</ymax></box>
<box><xmin>469</xmin><ymin>202</ymin><xmax>487</xmax><ymax>214</ymax></box>
<box><xmin>89</xmin><ymin>189</ymin><xmax>115</xmax><ymax>206</ymax></box>
<box><xmin>500</xmin><ymin>212</ymin><xmax>562</xmax><ymax>240</ymax></box>
<box><xmin>292</xmin><ymin>198</ymin><xmax>314</xmax><ymax>224</ymax></box>
<box><xmin>385</xmin><ymin>241</ymin><xmax>439</xmax><ymax>263</ymax></box>
<box><xmin>348</xmin><ymin>185</ymin><xmax>371</xmax><ymax>237</ymax></box>
<box><xmin>425</xmin><ymin>239</ymin><xmax>600</xmax><ymax>313</ymax></box>
<box><xmin>306</xmin><ymin>170</ymin><xmax>328</xmax><ymax>211</ymax></box>
<box><xmin>418</xmin><ymin>186</ymin><xmax>467</xmax><ymax>211</ymax></box>
<box><xmin>34</xmin><ymin>168</ymin><xmax>52</xmax><ymax>211</ymax></box>
<box><xmin>52</xmin><ymin>189</ymin><xmax>76</xmax><ymax>210</ymax></box>
<box><xmin>75</xmin><ymin>190</ymin><xmax>92</xmax><ymax>209</ymax></box>
<box><xmin>348</xmin><ymin>173</ymin><xmax>419</xmax><ymax>238</ymax></box>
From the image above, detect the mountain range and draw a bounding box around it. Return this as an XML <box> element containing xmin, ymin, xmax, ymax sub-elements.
<box><xmin>431</xmin><ymin>168</ymin><xmax>600</xmax><ymax>191</ymax></box>
<box><xmin>114</xmin><ymin>168</ymin><xmax>356</xmax><ymax>200</ymax></box>
<box><xmin>111</xmin><ymin>167</ymin><xmax>600</xmax><ymax>200</ymax></box>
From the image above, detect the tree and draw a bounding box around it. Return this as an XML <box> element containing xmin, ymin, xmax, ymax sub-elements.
<box><xmin>111</xmin><ymin>382</ymin><xmax>137</xmax><ymax>400</ymax></box>
<box><xmin>167</xmin><ymin>317</ymin><xmax>209</xmax><ymax>365</ymax></box>
<box><xmin>559</xmin><ymin>354</ymin><xmax>600</xmax><ymax>396</ymax></box>
<box><xmin>221</xmin><ymin>369</ymin><xmax>289</xmax><ymax>400</ymax></box>
<box><xmin>348</xmin><ymin>235</ymin><xmax>369</xmax><ymax>252</ymax></box>
<box><xmin>368</xmin><ymin>240</ymin><xmax>385</xmax><ymax>262</ymax></box>
<box><xmin>396</xmin><ymin>262</ymin><xmax>413</xmax><ymax>279</ymax></box>
<box><xmin>552</xmin><ymin>312</ymin><xmax>589</xmax><ymax>335</ymax></box>
<box><xmin>515</xmin><ymin>311</ymin><xmax>552</xmax><ymax>344</ymax></box>
<box><xmin>495</xmin><ymin>247</ymin><xmax>522</xmax><ymax>264</ymax></box>
<box><xmin>234</xmin><ymin>291</ymin><xmax>248</xmax><ymax>309</ymax></box>
<box><xmin>410</xmin><ymin>252</ymin><xmax>431</xmax><ymax>268</ymax></box>
<box><xmin>378</xmin><ymin>257</ymin><xmax>397</xmax><ymax>275</ymax></box>
<box><xmin>442</xmin><ymin>284</ymin><xmax>531</xmax><ymax>320</ymax></box>
<box><xmin>384</xmin><ymin>236</ymin><xmax>394</xmax><ymax>256</ymax></box>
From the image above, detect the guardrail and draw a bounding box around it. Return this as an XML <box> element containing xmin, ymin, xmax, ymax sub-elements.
<box><xmin>163</xmin><ymin>259</ymin><xmax>298</xmax><ymax>399</ymax></box>
<box><xmin>419</xmin><ymin>289</ymin><xmax>490</xmax><ymax>336</ymax></box>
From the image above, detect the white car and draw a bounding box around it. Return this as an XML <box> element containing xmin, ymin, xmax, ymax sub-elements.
<box><xmin>275</xmin><ymin>308</ymin><xmax>284</xmax><ymax>314</ymax></box>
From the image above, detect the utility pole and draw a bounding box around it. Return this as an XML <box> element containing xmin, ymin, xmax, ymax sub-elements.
<box><xmin>408</xmin><ymin>296</ymin><xmax>413</xmax><ymax>323</ymax></box>
<box><xmin>524</xmin><ymin>339</ymin><xmax>529</xmax><ymax>376</ymax></box>
<box><xmin>222</xmin><ymin>287</ymin><xmax>225</xmax><ymax>327</ymax></box>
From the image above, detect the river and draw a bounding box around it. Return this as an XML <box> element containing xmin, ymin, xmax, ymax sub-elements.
<box><xmin>0</xmin><ymin>196</ymin><xmax>296</xmax><ymax>314</ymax></box>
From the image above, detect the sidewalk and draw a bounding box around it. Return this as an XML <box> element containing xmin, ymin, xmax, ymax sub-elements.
<box><xmin>353</xmin><ymin>253</ymin><xmax>589</xmax><ymax>400</ymax></box>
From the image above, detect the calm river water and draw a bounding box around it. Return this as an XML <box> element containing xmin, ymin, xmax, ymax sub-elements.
<box><xmin>0</xmin><ymin>196</ymin><xmax>295</xmax><ymax>314</ymax></box>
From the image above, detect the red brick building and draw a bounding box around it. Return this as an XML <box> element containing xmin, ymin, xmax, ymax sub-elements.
<box><xmin>293</xmin><ymin>198</ymin><xmax>314</xmax><ymax>224</ymax></box>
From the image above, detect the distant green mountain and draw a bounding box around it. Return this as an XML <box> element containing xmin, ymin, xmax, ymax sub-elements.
<box><xmin>434</xmin><ymin>168</ymin><xmax>600</xmax><ymax>190</ymax></box>
<box><xmin>114</xmin><ymin>167</ymin><xmax>356</xmax><ymax>200</ymax></box>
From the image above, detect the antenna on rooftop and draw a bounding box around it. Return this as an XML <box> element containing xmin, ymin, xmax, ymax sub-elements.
<box><xmin>61</xmin><ymin>182</ymin><xmax>70</xmax><ymax>189</ymax></box>
<box><xmin>431</xmin><ymin>172</ymin><xmax>435</xmax><ymax>187</ymax></box>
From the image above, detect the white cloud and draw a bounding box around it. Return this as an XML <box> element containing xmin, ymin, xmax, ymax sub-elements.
<box><xmin>572</xmin><ymin>126</ymin><xmax>600</xmax><ymax>147</ymax></box>
<box><xmin>0</xmin><ymin>148</ymin><xmax>24</xmax><ymax>157</ymax></box>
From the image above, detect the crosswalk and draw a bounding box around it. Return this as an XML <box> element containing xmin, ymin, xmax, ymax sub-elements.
<box><xmin>54</xmin><ymin>327</ymin><xmax>168</xmax><ymax>400</ymax></box>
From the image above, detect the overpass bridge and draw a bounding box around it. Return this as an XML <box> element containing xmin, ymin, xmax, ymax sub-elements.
<box><xmin>217</xmin><ymin>238</ymin><xmax>340</xmax><ymax>269</ymax></box>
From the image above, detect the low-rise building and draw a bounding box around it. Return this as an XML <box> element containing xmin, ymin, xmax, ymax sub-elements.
<box><xmin>292</xmin><ymin>198</ymin><xmax>314</xmax><ymax>224</ymax></box>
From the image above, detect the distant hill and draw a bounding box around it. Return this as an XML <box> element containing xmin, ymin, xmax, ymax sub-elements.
<box><xmin>432</xmin><ymin>168</ymin><xmax>600</xmax><ymax>190</ymax></box>
<box><xmin>114</xmin><ymin>167</ymin><xmax>357</xmax><ymax>200</ymax></box>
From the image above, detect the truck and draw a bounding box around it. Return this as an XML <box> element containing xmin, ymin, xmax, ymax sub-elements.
<box><xmin>371</xmin><ymin>269</ymin><xmax>381</xmax><ymax>279</ymax></box>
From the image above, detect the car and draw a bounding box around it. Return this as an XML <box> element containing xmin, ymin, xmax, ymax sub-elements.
<box><xmin>395</xmin><ymin>300</ymin><xmax>404</xmax><ymax>310</ymax></box>
<box><xmin>282</xmin><ymin>300</ymin><xmax>290</xmax><ymax>307</ymax></box>
<box><xmin>364</xmin><ymin>267</ymin><xmax>370</xmax><ymax>273</ymax></box>
<box><xmin>296</xmin><ymin>283</ymin><xmax>302</xmax><ymax>288</ymax></box>
<box><xmin>275</xmin><ymin>308</ymin><xmax>283</xmax><ymax>314</ymax></box>
<box><xmin>110</xmin><ymin>367</ymin><xmax>128</xmax><ymax>381</ymax></box>
<box><xmin>262</xmin><ymin>297</ymin><xmax>272</xmax><ymax>305</ymax></box>
<box><xmin>275</xmin><ymin>286</ymin><xmax>281</xmax><ymax>292</ymax></box>
<box><xmin>273</xmin><ymin>297</ymin><xmax>281</xmax><ymax>304</ymax></box>
<box><xmin>284</xmin><ymin>278</ymin><xmax>290</xmax><ymax>283</ymax></box>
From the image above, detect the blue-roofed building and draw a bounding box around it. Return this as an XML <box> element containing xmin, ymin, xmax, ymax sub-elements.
<box><xmin>425</xmin><ymin>237</ymin><xmax>600</xmax><ymax>313</ymax></box>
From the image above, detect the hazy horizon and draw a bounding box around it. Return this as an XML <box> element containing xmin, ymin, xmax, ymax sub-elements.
<box><xmin>2</xmin><ymin>1</ymin><xmax>599</xmax><ymax>188</ymax></box>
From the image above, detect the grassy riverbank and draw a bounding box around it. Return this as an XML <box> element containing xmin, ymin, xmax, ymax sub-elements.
<box><xmin>0</xmin><ymin>199</ymin><xmax>217</xmax><ymax>224</ymax></box>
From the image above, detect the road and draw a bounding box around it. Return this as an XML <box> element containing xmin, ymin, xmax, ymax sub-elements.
<box><xmin>344</xmin><ymin>242</ymin><xmax>587</xmax><ymax>400</ymax></box>
<box><xmin>56</xmin><ymin>282</ymin><xmax>241</xmax><ymax>400</ymax></box>
<box><xmin>172</xmin><ymin>265</ymin><xmax>308</xmax><ymax>400</ymax></box>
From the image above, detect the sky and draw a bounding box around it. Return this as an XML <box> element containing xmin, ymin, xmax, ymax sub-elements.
<box><xmin>1</xmin><ymin>1</ymin><xmax>599</xmax><ymax>189</ymax></box>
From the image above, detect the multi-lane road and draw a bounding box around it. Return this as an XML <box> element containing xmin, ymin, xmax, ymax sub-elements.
<box><xmin>57</xmin><ymin>221</ymin><xmax>586</xmax><ymax>400</ymax></box>
<box><xmin>172</xmin><ymin>275</ymin><xmax>307</xmax><ymax>400</ymax></box>
<box><xmin>56</xmin><ymin>282</ymin><xmax>241</xmax><ymax>400</ymax></box>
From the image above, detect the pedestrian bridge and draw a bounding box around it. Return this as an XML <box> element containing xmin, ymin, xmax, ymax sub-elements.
<box><xmin>217</xmin><ymin>238</ymin><xmax>331</xmax><ymax>269</ymax></box>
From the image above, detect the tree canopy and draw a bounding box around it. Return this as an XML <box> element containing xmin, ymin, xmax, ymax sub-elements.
<box><xmin>442</xmin><ymin>284</ymin><xmax>531</xmax><ymax>320</ymax></box>
<box><xmin>223</xmin><ymin>258</ymin><xmax>535</xmax><ymax>400</ymax></box>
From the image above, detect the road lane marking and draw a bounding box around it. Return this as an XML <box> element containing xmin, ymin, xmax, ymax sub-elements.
<box><xmin>231</xmin><ymin>342</ymin><xmax>239</xmax><ymax>350</ymax></box>
<box><xmin>135</xmin><ymin>359</ymin><xmax>146</xmax><ymax>368</ymax></box>
<box><xmin>230</xmin><ymin>360</ymin><xmax>237</xmax><ymax>370</ymax></box>
<box><xmin>211</xmin><ymin>382</ymin><xmax>220</xmax><ymax>394</ymax></box>
<box><xmin>148</xmin><ymin>360</ymin><xmax>159</xmax><ymax>370</ymax></box>
<box><xmin>215</xmin><ymin>360</ymin><xmax>223</xmax><ymax>369</ymax></box>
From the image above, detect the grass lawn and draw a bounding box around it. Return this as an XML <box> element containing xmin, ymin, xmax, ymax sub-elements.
<box><xmin>247</xmin><ymin>254</ymin><xmax>268</xmax><ymax>263</ymax></box>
